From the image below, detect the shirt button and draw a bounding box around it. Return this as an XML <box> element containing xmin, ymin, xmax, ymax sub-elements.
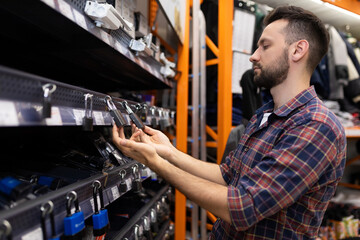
<box><xmin>244</xmin><ymin>147</ymin><xmax>249</xmax><ymax>152</ymax></box>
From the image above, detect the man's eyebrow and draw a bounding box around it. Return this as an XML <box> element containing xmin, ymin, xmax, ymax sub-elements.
<box><xmin>257</xmin><ymin>38</ymin><xmax>271</xmax><ymax>47</ymax></box>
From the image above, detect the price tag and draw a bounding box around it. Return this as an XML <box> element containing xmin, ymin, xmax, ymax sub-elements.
<box><xmin>73</xmin><ymin>109</ymin><xmax>84</xmax><ymax>125</ymax></box>
<box><xmin>125</xmin><ymin>178</ymin><xmax>132</xmax><ymax>190</ymax></box>
<box><xmin>21</xmin><ymin>227</ymin><xmax>43</xmax><ymax>240</ymax></box>
<box><xmin>45</xmin><ymin>107</ymin><xmax>62</xmax><ymax>125</ymax></box>
<box><xmin>111</xmin><ymin>186</ymin><xmax>120</xmax><ymax>200</ymax></box>
<box><xmin>0</xmin><ymin>101</ymin><xmax>19</xmax><ymax>126</ymax></box>
<box><xmin>93</xmin><ymin>111</ymin><xmax>105</xmax><ymax>125</ymax></box>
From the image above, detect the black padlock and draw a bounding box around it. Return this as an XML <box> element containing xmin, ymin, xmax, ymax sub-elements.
<box><xmin>134</xmin><ymin>224</ymin><xmax>143</xmax><ymax>240</ymax></box>
<box><xmin>0</xmin><ymin>219</ymin><xmax>12</xmax><ymax>240</ymax></box>
<box><xmin>105</xmin><ymin>96</ymin><xmax>127</xmax><ymax>127</ymax></box>
<box><xmin>161</xmin><ymin>196</ymin><xmax>170</xmax><ymax>216</ymax></box>
<box><xmin>122</xmin><ymin>101</ymin><xmax>145</xmax><ymax>130</ymax></box>
<box><xmin>150</xmin><ymin>107</ymin><xmax>157</xmax><ymax>128</ymax></box>
<box><xmin>42</xmin><ymin>83</ymin><xmax>56</xmax><ymax>119</ymax></box>
<box><xmin>158</xmin><ymin>109</ymin><xmax>167</xmax><ymax>131</ymax></box>
<box><xmin>132</xmin><ymin>164</ymin><xmax>142</xmax><ymax>193</ymax></box>
<box><xmin>118</xmin><ymin>169</ymin><xmax>128</xmax><ymax>193</ymax></box>
<box><xmin>40</xmin><ymin>201</ymin><xmax>60</xmax><ymax>240</ymax></box>
<box><xmin>82</xmin><ymin>94</ymin><xmax>93</xmax><ymax>131</ymax></box>
<box><xmin>135</xmin><ymin>103</ymin><xmax>148</xmax><ymax>122</ymax></box>
<box><xmin>143</xmin><ymin>216</ymin><xmax>153</xmax><ymax>240</ymax></box>
<box><xmin>150</xmin><ymin>208</ymin><xmax>159</xmax><ymax>234</ymax></box>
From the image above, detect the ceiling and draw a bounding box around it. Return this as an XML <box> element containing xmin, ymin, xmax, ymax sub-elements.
<box><xmin>252</xmin><ymin>0</ymin><xmax>360</xmax><ymax>39</ymax></box>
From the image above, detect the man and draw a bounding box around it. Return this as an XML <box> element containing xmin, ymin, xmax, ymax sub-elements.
<box><xmin>112</xmin><ymin>6</ymin><xmax>346</xmax><ymax>239</ymax></box>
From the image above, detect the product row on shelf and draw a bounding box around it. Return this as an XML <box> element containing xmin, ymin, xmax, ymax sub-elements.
<box><xmin>0</xmin><ymin>65</ymin><xmax>175</xmax><ymax>129</ymax></box>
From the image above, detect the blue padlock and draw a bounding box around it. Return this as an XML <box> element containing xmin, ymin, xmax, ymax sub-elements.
<box><xmin>63</xmin><ymin>191</ymin><xmax>85</xmax><ymax>239</ymax></box>
<box><xmin>40</xmin><ymin>201</ymin><xmax>60</xmax><ymax>240</ymax></box>
<box><xmin>92</xmin><ymin>180</ymin><xmax>109</xmax><ymax>237</ymax></box>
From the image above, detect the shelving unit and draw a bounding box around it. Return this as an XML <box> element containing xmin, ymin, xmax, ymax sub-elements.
<box><xmin>0</xmin><ymin>0</ymin><xmax>173</xmax><ymax>92</ymax></box>
<box><xmin>0</xmin><ymin>0</ymin><xmax>179</xmax><ymax>239</ymax></box>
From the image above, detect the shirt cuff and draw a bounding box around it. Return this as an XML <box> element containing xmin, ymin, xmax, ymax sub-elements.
<box><xmin>228</xmin><ymin>185</ymin><xmax>257</xmax><ymax>231</ymax></box>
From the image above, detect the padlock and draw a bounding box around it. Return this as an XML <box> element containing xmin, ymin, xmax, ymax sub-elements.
<box><xmin>132</xmin><ymin>164</ymin><xmax>142</xmax><ymax>193</ymax></box>
<box><xmin>149</xmin><ymin>107</ymin><xmax>157</xmax><ymax>128</ymax></box>
<box><xmin>104</xmin><ymin>96</ymin><xmax>127</xmax><ymax>127</ymax></box>
<box><xmin>135</xmin><ymin>103</ymin><xmax>148</xmax><ymax>122</ymax></box>
<box><xmin>134</xmin><ymin>224</ymin><xmax>143</xmax><ymax>240</ymax></box>
<box><xmin>82</xmin><ymin>94</ymin><xmax>94</xmax><ymax>131</ymax></box>
<box><xmin>42</xmin><ymin>83</ymin><xmax>56</xmax><ymax>119</ymax></box>
<box><xmin>150</xmin><ymin>208</ymin><xmax>159</xmax><ymax>234</ymax></box>
<box><xmin>156</xmin><ymin>201</ymin><xmax>165</xmax><ymax>223</ymax></box>
<box><xmin>161</xmin><ymin>196</ymin><xmax>170</xmax><ymax>216</ymax></box>
<box><xmin>158</xmin><ymin>108</ymin><xmax>167</xmax><ymax>131</ymax></box>
<box><xmin>92</xmin><ymin>180</ymin><xmax>110</xmax><ymax>237</ymax></box>
<box><xmin>122</xmin><ymin>101</ymin><xmax>145</xmax><ymax>130</ymax></box>
<box><xmin>143</xmin><ymin>216</ymin><xmax>153</xmax><ymax>240</ymax></box>
<box><xmin>118</xmin><ymin>169</ymin><xmax>128</xmax><ymax>193</ymax></box>
<box><xmin>0</xmin><ymin>176</ymin><xmax>32</xmax><ymax>201</ymax></box>
<box><xmin>40</xmin><ymin>201</ymin><xmax>60</xmax><ymax>240</ymax></box>
<box><xmin>63</xmin><ymin>191</ymin><xmax>85</xmax><ymax>239</ymax></box>
<box><xmin>0</xmin><ymin>219</ymin><xmax>12</xmax><ymax>240</ymax></box>
<box><xmin>140</xmin><ymin>164</ymin><xmax>148</xmax><ymax>179</ymax></box>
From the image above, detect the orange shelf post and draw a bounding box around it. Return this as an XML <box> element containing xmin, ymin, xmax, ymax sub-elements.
<box><xmin>175</xmin><ymin>0</ymin><xmax>190</xmax><ymax>239</ymax></box>
<box><xmin>217</xmin><ymin>0</ymin><xmax>233</xmax><ymax>164</ymax></box>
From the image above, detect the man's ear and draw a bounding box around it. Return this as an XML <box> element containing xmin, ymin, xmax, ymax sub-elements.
<box><xmin>291</xmin><ymin>40</ymin><xmax>309</xmax><ymax>62</ymax></box>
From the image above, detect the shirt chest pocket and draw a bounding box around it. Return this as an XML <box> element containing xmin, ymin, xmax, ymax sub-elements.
<box><xmin>240</xmin><ymin>131</ymin><xmax>279</xmax><ymax>172</ymax></box>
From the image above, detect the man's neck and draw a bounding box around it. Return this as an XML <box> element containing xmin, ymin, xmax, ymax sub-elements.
<box><xmin>270</xmin><ymin>78</ymin><xmax>310</xmax><ymax>110</ymax></box>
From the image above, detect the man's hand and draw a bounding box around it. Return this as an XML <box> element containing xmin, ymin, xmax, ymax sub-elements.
<box><xmin>112</xmin><ymin>124</ymin><xmax>161</xmax><ymax>167</ymax></box>
<box><xmin>112</xmin><ymin>124</ymin><xmax>141</xmax><ymax>158</ymax></box>
<box><xmin>137</xmin><ymin>126</ymin><xmax>176</xmax><ymax>160</ymax></box>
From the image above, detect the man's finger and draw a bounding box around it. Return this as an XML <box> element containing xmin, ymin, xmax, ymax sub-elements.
<box><xmin>144</xmin><ymin>126</ymin><xmax>157</xmax><ymax>136</ymax></box>
<box><xmin>130</xmin><ymin>129</ymin><xmax>141</xmax><ymax>141</ymax></box>
<box><xmin>118</xmin><ymin>126</ymin><xmax>125</xmax><ymax>139</ymax></box>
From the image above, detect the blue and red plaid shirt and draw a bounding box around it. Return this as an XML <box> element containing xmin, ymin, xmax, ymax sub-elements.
<box><xmin>210</xmin><ymin>86</ymin><xmax>346</xmax><ymax>239</ymax></box>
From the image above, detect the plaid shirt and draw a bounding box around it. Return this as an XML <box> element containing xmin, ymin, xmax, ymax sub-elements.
<box><xmin>210</xmin><ymin>86</ymin><xmax>346</xmax><ymax>239</ymax></box>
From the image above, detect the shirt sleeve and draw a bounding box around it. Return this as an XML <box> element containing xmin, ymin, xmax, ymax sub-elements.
<box><xmin>228</xmin><ymin>121</ymin><xmax>341</xmax><ymax>231</ymax></box>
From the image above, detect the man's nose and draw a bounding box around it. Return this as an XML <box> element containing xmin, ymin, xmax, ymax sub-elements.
<box><xmin>249</xmin><ymin>48</ymin><xmax>260</xmax><ymax>63</ymax></box>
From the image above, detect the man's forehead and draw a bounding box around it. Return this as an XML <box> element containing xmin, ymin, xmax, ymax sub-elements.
<box><xmin>258</xmin><ymin>19</ymin><xmax>288</xmax><ymax>44</ymax></box>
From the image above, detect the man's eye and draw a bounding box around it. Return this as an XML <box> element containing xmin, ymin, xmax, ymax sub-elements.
<box><xmin>263</xmin><ymin>45</ymin><xmax>269</xmax><ymax>50</ymax></box>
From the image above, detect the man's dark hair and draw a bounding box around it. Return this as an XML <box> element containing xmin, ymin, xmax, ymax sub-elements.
<box><xmin>264</xmin><ymin>5</ymin><xmax>329</xmax><ymax>73</ymax></box>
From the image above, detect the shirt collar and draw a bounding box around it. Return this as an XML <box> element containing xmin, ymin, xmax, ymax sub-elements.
<box><xmin>256</xmin><ymin>86</ymin><xmax>317</xmax><ymax>117</ymax></box>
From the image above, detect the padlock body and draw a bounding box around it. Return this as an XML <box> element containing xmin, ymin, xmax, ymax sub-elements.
<box><xmin>43</xmin><ymin>100</ymin><xmax>52</xmax><ymax>118</ymax></box>
<box><xmin>119</xmin><ymin>182</ymin><xmax>127</xmax><ymax>193</ymax></box>
<box><xmin>133</xmin><ymin>179</ymin><xmax>142</xmax><ymax>193</ymax></box>
<box><xmin>82</xmin><ymin>116</ymin><xmax>93</xmax><ymax>131</ymax></box>
<box><xmin>64</xmin><ymin>211</ymin><xmax>85</xmax><ymax>236</ymax></box>
<box><xmin>93</xmin><ymin>209</ymin><xmax>109</xmax><ymax>230</ymax></box>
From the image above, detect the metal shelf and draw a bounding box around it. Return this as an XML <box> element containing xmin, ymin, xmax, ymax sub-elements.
<box><xmin>0</xmin><ymin>161</ymin><xmax>159</xmax><ymax>240</ymax></box>
<box><xmin>0</xmin><ymin>65</ymin><xmax>174</xmax><ymax>127</ymax></box>
<box><xmin>0</xmin><ymin>0</ymin><xmax>173</xmax><ymax>92</ymax></box>
<box><xmin>107</xmin><ymin>184</ymin><xmax>171</xmax><ymax>240</ymax></box>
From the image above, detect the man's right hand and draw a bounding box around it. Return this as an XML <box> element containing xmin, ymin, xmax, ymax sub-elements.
<box><xmin>137</xmin><ymin>126</ymin><xmax>176</xmax><ymax>160</ymax></box>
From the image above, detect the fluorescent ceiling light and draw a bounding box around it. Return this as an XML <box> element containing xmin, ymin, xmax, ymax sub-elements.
<box><xmin>323</xmin><ymin>2</ymin><xmax>360</xmax><ymax>20</ymax></box>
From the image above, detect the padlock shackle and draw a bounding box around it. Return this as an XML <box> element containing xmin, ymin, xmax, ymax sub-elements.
<box><xmin>66</xmin><ymin>191</ymin><xmax>78</xmax><ymax>216</ymax></box>
<box><xmin>92</xmin><ymin>180</ymin><xmax>105</xmax><ymax>213</ymax></box>
<box><xmin>0</xmin><ymin>219</ymin><xmax>12</xmax><ymax>239</ymax></box>
<box><xmin>40</xmin><ymin>201</ymin><xmax>57</xmax><ymax>239</ymax></box>
<box><xmin>84</xmin><ymin>93</ymin><xmax>94</xmax><ymax>118</ymax></box>
<box><xmin>104</xmin><ymin>96</ymin><xmax>117</xmax><ymax>111</ymax></box>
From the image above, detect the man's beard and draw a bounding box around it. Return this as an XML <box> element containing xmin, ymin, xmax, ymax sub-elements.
<box><xmin>253</xmin><ymin>49</ymin><xmax>289</xmax><ymax>89</ymax></box>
